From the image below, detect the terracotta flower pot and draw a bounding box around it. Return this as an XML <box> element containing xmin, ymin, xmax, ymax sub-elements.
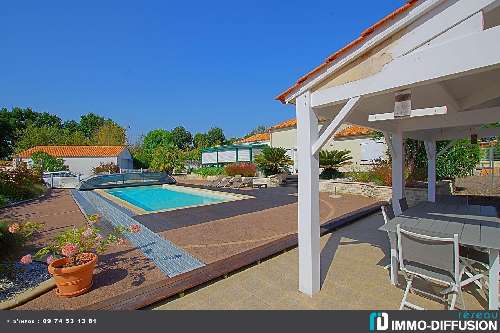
<box><xmin>48</xmin><ymin>253</ymin><xmax>97</xmax><ymax>297</ymax></box>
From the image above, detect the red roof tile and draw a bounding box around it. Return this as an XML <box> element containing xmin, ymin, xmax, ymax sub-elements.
<box><xmin>276</xmin><ymin>0</ymin><xmax>419</xmax><ymax>103</ymax></box>
<box><xmin>235</xmin><ymin>133</ymin><xmax>271</xmax><ymax>144</ymax></box>
<box><xmin>334</xmin><ymin>125</ymin><xmax>374</xmax><ymax>138</ymax></box>
<box><xmin>269</xmin><ymin>118</ymin><xmax>297</xmax><ymax>130</ymax></box>
<box><xmin>18</xmin><ymin>146</ymin><xmax>127</xmax><ymax>158</ymax></box>
<box><xmin>269</xmin><ymin>118</ymin><xmax>373</xmax><ymax>138</ymax></box>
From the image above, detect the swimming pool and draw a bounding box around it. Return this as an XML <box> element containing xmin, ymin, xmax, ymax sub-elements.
<box><xmin>100</xmin><ymin>185</ymin><xmax>252</xmax><ymax>214</ymax></box>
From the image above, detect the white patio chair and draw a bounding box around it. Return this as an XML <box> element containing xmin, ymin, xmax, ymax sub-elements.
<box><xmin>381</xmin><ymin>204</ymin><xmax>396</xmax><ymax>273</ymax></box>
<box><xmin>381</xmin><ymin>204</ymin><xmax>395</xmax><ymax>223</ymax></box>
<box><xmin>396</xmin><ymin>225</ymin><xmax>484</xmax><ymax>310</ymax></box>
<box><xmin>460</xmin><ymin>246</ymin><xmax>490</xmax><ymax>292</ymax></box>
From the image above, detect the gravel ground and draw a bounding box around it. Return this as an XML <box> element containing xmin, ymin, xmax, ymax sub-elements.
<box><xmin>0</xmin><ymin>261</ymin><xmax>51</xmax><ymax>302</ymax></box>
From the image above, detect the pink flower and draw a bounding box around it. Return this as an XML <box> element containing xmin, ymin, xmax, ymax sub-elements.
<box><xmin>8</xmin><ymin>223</ymin><xmax>20</xmax><ymax>234</ymax></box>
<box><xmin>46</xmin><ymin>255</ymin><xmax>55</xmax><ymax>265</ymax></box>
<box><xmin>129</xmin><ymin>224</ymin><xmax>141</xmax><ymax>233</ymax></box>
<box><xmin>61</xmin><ymin>243</ymin><xmax>78</xmax><ymax>257</ymax></box>
<box><xmin>116</xmin><ymin>238</ymin><xmax>126</xmax><ymax>246</ymax></box>
<box><xmin>82</xmin><ymin>228</ymin><xmax>93</xmax><ymax>238</ymax></box>
<box><xmin>20</xmin><ymin>254</ymin><xmax>32</xmax><ymax>265</ymax></box>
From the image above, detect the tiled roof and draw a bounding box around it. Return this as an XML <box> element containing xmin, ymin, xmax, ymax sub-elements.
<box><xmin>276</xmin><ymin>0</ymin><xmax>419</xmax><ymax>103</ymax></box>
<box><xmin>269</xmin><ymin>118</ymin><xmax>374</xmax><ymax>138</ymax></box>
<box><xmin>18</xmin><ymin>146</ymin><xmax>127</xmax><ymax>158</ymax></box>
<box><xmin>269</xmin><ymin>118</ymin><xmax>297</xmax><ymax>130</ymax></box>
<box><xmin>334</xmin><ymin>125</ymin><xmax>374</xmax><ymax>138</ymax></box>
<box><xmin>235</xmin><ymin>132</ymin><xmax>271</xmax><ymax>144</ymax></box>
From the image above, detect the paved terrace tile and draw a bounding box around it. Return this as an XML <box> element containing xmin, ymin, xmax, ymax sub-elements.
<box><xmin>153</xmin><ymin>213</ymin><xmax>487</xmax><ymax>310</ymax></box>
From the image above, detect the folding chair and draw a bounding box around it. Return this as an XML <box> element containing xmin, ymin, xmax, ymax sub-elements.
<box><xmin>399</xmin><ymin>197</ymin><xmax>409</xmax><ymax>212</ymax></box>
<box><xmin>396</xmin><ymin>225</ymin><xmax>483</xmax><ymax>310</ymax></box>
<box><xmin>381</xmin><ymin>204</ymin><xmax>396</xmax><ymax>274</ymax></box>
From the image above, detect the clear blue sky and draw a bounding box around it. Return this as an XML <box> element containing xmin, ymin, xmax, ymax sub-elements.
<box><xmin>0</xmin><ymin>0</ymin><xmax>405</xmax><ymax>142</ymax></box>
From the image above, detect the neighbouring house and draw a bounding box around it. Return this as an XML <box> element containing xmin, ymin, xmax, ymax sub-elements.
<box><xmin>269</xmin><ymin>118</ymin><xmax>386</xmax><ymax>173</ymax></box>
<box><xmin>234</xmin><ymin>132</ymin><xmax>271</xmax><ymax>145</ymax></box>
<box><xmin>16</xmin><ymin>146</ymin><xmax>133</xmax><ymax>177</ymax></box>
<box><xmin>201</xmin><ymin>143</ymin><xmax>268</xmax><ymax>166</ymax></box>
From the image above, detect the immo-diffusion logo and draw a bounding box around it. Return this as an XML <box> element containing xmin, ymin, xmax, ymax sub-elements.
<box><xmin>368</xmin><ymin>311</ymin><xmax>498</xmax><ymax>332</ymax></box>
<box><xmin>369</xmin><ymin>312</ymin><xmax>389</xmax><ymax>331</ymax></box>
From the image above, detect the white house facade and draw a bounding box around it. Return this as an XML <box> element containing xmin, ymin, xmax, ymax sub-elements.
<box><xmin>17</xmin><ymin>146</ymin><xmax>133</xmax><ymax>177</ymax></box>
<box><xmin>269</xmin><ymin>119</ymin><xmax>386</xmax><ymax>173</ymax></box>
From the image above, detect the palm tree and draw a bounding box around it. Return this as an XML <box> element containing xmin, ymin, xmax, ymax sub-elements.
<box><xmin>254</xmin><ymin>147</ymin><xmax>293</xmax><ymax>176</ymax></box>
<box><xmin>319</xmin><ymin>149</ymin><xmax>352</xmax><ymax>179</ymax></box>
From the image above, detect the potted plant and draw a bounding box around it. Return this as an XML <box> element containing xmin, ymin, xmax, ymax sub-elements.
<box><xmin>26</xmin><ymin>217</ymin><xmax>141</xmax><ymax>297</ymax></box>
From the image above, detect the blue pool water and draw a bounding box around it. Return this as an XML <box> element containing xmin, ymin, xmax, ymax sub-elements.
<box><xmin>106</xmin><ymin>186</ymin><xmax>227</xmax><ymax>212</ymax></box>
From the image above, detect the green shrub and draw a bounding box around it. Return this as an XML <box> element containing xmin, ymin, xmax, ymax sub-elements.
<box><xmin>31</xmin><ymin>152</ymin><xmax>68</xmax><ymax>172</ymax></box>
<box><xmin>224</xmin><ymin>163</ymin><xmax>256</xmax><ymax>177</ymax></box>
<box><xmin>319</xmin><ymin>149</ymin><xmax>352</xmax><ymax>179</ymax></box>
<box><xmin>192</xmin><ymin>166</ymin><xmax>225</xmax><ymax>177</ymax></box>
<box><xmin>254</xmin><ymin>147</ymin><xmax>292</xmax><ymax>176</ymax></box>
<box><xmin>93</xmin><ymin>162</ymin><xmax>120</xmax><ymax>174</ymax></box>
<box><xmin>0</xmin><ymin>194</ymin><xmax>8</xmax><ymax>207</ymax></box>
<box><xmin>150</xmin><ymin>146</ymin><xmax>185</xmax><ymax>174</ymax></box>
<box><xmin>0</xmin><ymin>163</ymin><xmax>45</xmax><ymax>201</ymax></box>
<box><xmin>0</xmin><ymin>220</ymin><xmax>44</xmax><ymax>261</ymax></box>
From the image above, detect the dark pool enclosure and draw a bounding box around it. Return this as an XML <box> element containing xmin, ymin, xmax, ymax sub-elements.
<box><xmin>76</xmin><ymin>172</ymin><xmax>176</xmax><ymax>191</ymax></box>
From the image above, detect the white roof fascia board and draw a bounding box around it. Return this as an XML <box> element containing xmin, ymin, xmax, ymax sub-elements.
<box><xmin>311</xmin><ymin>26</ymin><xmax>500</xmax><ymax>108</ymax></box>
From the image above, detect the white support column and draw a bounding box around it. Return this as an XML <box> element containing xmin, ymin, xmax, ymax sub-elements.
<box><xmin>296</xmin><ymin>91</ymin><xmax>320</xmax><ymax>296</ymax></box>
<box><xmin>391</xmin><ymin>132</ymin><xmax>405</xmax><ymax>215</ymax></box>
<box><xmin>424</xmin><ymin>140</ymin><xmax>436</xmax><ymax>202</ymax></box>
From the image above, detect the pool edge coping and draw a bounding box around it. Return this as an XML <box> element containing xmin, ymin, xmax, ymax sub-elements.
<box><xmin>96</xmin><ymin>184</ymin><xmax>255</xmax><ymax>215</ymax></box>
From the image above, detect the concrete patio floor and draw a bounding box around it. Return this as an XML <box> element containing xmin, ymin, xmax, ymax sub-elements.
<box><xmin>153</xmin><ymin>213</ymin><xmax>488</xmax><ymax>310</ymax></box>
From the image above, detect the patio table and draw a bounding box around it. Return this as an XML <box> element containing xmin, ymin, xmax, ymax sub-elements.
<box><xmin>379</xmin><ymin>201</ymin><xmax>500</xmax><ymax>310</ymax></box>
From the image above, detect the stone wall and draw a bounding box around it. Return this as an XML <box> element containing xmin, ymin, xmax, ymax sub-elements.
<box><xmin>319</xmin><ymin>180</ymin><xmax>453</xmax><ymax>206</ymax></box>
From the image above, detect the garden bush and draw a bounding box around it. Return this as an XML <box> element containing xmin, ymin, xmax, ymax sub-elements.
<box><xmin>192</xmin><ymin>166</ymin><xmax>224</xmax><ymax>177</ymax></box>
<box><xmin>0</xmin><ymin>163</ymin><xmax>45</xmax><ymax>201</ymax></box>
<box><xmin>254</xmin><ymin>147</ymin><xmax>292</xmax><ymax>176</ymax></box>
<box><xmin>93</xmin><ymin>162</ymin><xmax>120</xmax><ymax>174</ymax></box>
<box><xmin>0</xmin><ymin>194</ymin><xmax>7</xmax><ymax>208</ymax></box>
<box><xmin>224</xmin><ymin>163</ymin><xmax>256</xmax><ymax>177</ymax></box>
<box><xmin>319</xmin><ymin>149</ymin><xmax>352</xmax><ymax>179</ymax></box>
<box><xmin>0</xmin><ymin>220</ymin><xmax>44</xmax><ymax>259</ymax></box>
<box><xmin>31</xmin><ymin>152</ymin><xmax>68</xmax><ymax>172</ymax></box>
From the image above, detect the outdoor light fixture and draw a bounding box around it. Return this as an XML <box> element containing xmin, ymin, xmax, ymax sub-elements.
<box><xmin>394</xmin><ymin>90</ymin><xmax>411</xmax><ymax>117</ymax></box>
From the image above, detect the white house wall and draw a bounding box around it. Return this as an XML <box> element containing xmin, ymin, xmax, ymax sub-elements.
<box><xmin>63</xmin><ymin>157</ymin><xmax>118</xmax><ymax>177</ymax></box>
<box><xmin>118</xmin><ymin>150</ymin><xmax>134</xmax><ymax>170</ymax></box>
<box><xmin>270</xmin><ymin>126</ymin><xmax>387</xmax><ymax>172</ymax></box>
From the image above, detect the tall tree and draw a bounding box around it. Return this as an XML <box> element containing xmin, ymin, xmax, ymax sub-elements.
<box><xmin>62</xmin><ymin>120</ymin><xmax>80</xmax><ymax>132</ymax></box>
<box><xmin>193</xmin><ymin>132</ymin><xmax>209</xmax><ymax>148</ymax></box>
<box><xmin>142</xmin><ymin>129</ymin><xmax>173</xmax><ymax>152</ymax></box>
<box><xmin>149</xmin><ymin>146</ymin><xmax>185</xmax><ymax>174</ymax></box>
<box><xmin>170</xmin><ymin>126</ymin><xmax>193</xmax><ymax>150</ymax></box>
<box><xmin>93</xmin><ymin>122</ymin><xmax>126</xmax><ymax>145</ymax></box>
<box><xmin>246</xmin><ymin>125</ymin><xmax>268</xmax><ymax>137</ymax></box>
<box><xmin>206</xmin><ymin>127</ymin><xmax>225</xmax><ymax>146</ymax></box>
<box><xmin>79</xmin><ymin>113</ymin><xmax>106</xmax><ymax>139</ymax></box>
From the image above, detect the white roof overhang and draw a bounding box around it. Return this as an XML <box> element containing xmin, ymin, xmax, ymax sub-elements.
<box><xmin>310</xmin><ymin>25</ymin><xmax>500</xmax><ymax>141</ymax></box>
